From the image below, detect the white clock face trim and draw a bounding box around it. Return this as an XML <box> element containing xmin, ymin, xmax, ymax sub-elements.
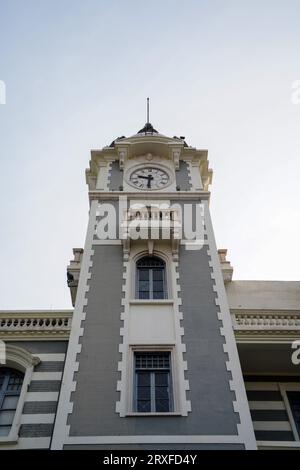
<box><xmin>129</xmin><ymin>167</ymin><xmax>170</xmax><ymax>190</ymax></box>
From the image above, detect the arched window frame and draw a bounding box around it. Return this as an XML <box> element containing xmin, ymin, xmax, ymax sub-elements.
<box><xmin>135</xmin><ymin>255</ymin><xmax>168</xmax><ymax>300</ymax></box>
<box><xmin>0</xmin><ymin>345</ymin><xmax>40</xmax><ymax>444</ymax></box>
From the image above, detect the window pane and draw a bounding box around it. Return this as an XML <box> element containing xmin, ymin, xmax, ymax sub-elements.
<box><xmin>153</xmin><ymin>291</ymin><xmax>164</xmax><ymax>299</ymax></box>
<box><xmin>136</xmin><ymin>372</ymin><xmax>150</xmax><ymax>386</ymax></box>
<box><xmin>137</xmin><ymin>387</ymin><xmax>151</xmax><ymax>400</ymax></box>
<box><xmin>155</xmin><ymin>387</ymin><xmax>169</xmax><ymax>400</ymax></box>
<box><xmin>7</xmin><ymin>375</ymin><xmax>23</xmax><ymax>392</ymax></box>
<box><xmin>139</xmin><ymin>291</ymin><xmax>149</xmax><ymax>299</ymax></box>
<box><xmin>155</xmin><ymin>373</ymin><xmax>169</xmax><ymax>386</ymax></box>
<box><xmin>0</xmin><ymin>410</ymin><xmax>15</xmax><ymax>425</ymax></box>
<box><xmin>155</xmin><ymin>399</ymin><xmax>170</xmax><ymax>412</ymax></box>
<box><xmin>137</xmin><ymin>401</ymin><xmax>151</xmax><ymax>412</ymax></box>
<box><xmin>139</xmin><ymin>280</ymin><xmax>150</xmax><ymax>292</ymax></box>
<box><xmin>0</xmin><ymin>426</ymin><xmax>11</xmax><ymax>437</ymax></box>
<box><xmin>139</xmin><ymin>269</ymin><xmax>149</xmax><ymax>281</ymax></box>
<box><xmin>153</xmin><ymin>269</ymin><xmax>163</xmax><ymax>281</ymax></box>
<box><xmin>135</xmin><ymin>352</ymin><xmax>170</xmax><ymax>369</ymax></box>
<box><xmin>153</xmin><ymin>280</ymin><xmax>163</xmax><ymax>292</ymax></box>
<box><xmin>2</xmin><ymin>396</ymin><xmax>19</xmax><ymax>410</ymax></box>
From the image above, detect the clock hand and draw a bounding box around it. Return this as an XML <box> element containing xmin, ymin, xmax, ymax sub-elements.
<box><xmin>137</xmin><ymin>175</ymin><xmax>154</xmax><ymax>179</ymax></box>
<box><xmin>147</xmin><ymin>175</ymin><xmax>154</xmax><ymax>188</ymax></box>
<box><xmin>138</xmin><ymin>174</ymin><xmax>154</xmax><ymax>188</ymax></box>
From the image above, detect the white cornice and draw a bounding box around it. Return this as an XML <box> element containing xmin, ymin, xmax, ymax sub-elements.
<box><xmin>89</xmin><ymin>190</ymin><xmax>211</xmax><ymax>201</ymax></box>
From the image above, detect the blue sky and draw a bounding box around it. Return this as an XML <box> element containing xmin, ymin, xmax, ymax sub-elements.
<box><xmin>0</xmin><ymin>0</ymin><xmax>300</xmax><ymax>309</ymax></box>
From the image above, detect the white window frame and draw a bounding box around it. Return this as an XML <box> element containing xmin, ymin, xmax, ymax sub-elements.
<box><xmin>131</xmin><ymin>251</ymin><xmax>173</xmax><ymax>301</ymax></box>
<box><xmin>0</xmin><ymin>345</ymin><xmax>40</xmax><ymax>445</ymax></box>
<box><xmin>136</xmin><ymin>256</ymin><xmax>167</xmax><ymax>300</ymax></box>
<box><xmin>126</xmin><ymin>345</ymin><xmax>181</xmax><ymax>416</ymax></box>
<box><xmin>133</xmin><ymin>351</ymin><xmax>173</xmax><ymax>413</ymax></box>
<box><xmin>279</xmin><ymin>383</ymin><xmax>300</xmax><ymax>441</ymax></box>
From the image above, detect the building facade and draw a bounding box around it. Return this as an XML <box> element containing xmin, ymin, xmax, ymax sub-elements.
<box><xmin>0</xmin><ymin>122</ymin><xmax>299</xmax><ymax>450</ymax></box>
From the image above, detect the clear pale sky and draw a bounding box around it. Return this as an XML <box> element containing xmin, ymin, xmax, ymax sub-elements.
<box><xmin>0</xmin><ymin>0</ymin><xmax>299</xmax><ymax>309</ymax></box>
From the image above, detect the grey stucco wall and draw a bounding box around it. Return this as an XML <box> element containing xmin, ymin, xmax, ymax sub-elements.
<box><xmin>67</xmin><ymin>239</ymin><xmax>239</xmax><ymax>441</ymax></box>
<box><xmin>7</xmin><ymin>341</ymin><xmax>68</xmax><ymax>353</ymax></box>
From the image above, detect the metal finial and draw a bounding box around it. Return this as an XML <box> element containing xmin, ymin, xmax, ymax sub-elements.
<box><xmin>147</xmin><ymin>97</ymin><xmax>149</xmax><ymax>124</ymax></box>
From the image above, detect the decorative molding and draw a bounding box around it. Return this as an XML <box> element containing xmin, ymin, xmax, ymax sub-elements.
<box><xmin>51</xmin><ymin>200</ymin><xmax>99</xmax><ymax>450</ymax></box>
<box><xmin>3</xmin><ymin>344</ymin><xmax>40</xmax><ymax>371</ymax></box>
<box><xmin>116</xmin><ymin>259</ymin><xmax>130</xmax><ymax>416</ymax></box>
<box><xmin>62</xmin><ymin>434</ymin><xmax>246</xmax><ymax>445</ymax></box>
<box><xmin>89</xmin><ymin>190</ymin><xmax>211</xmax><ymax>201</ymax></box>
<box><xmin>172</xmin><ymin>260</ymin><xmax>192</xmax><ymax>415</ymax></box>
<box><xmin>202</xmin><ymin>200</ymin><xmax>257</xmax><ymax>450</ymax></box>
<box><xmin>231</xmin><ymin>310</ymin><xmax>300</xmax><ymax>342</ymax></box>
<box><xmin>232</xmin><ymin>310</ymin><xmax>300</xmax><ymax>331</ymax></box>
<box><xmin>0</xmin><ymin>311</ymin><xmax>72</xmax><ymax>340</ymax></box>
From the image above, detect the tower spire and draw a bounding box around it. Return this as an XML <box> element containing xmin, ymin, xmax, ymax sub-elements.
<box><xmin>137</xmin><ymin>97</ymin><xmax>158</xmax><ymax>134</ymax></box>
<box><xmin>147</xmin><ymin>97</ymin><xmax>150</xmax><ymax>124</ymax></box>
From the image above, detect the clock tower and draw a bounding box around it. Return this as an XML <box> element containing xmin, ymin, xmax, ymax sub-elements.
<box><xmin>51</xmin><ymin>120</ymin><xmax>256</xmax><ymax>449</ymax></box>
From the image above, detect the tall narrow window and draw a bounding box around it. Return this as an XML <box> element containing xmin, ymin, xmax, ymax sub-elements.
<box><xmin>136</xmin><ymin>256</ymin><xmax>166</xmax><ymax>299</ymax></box>
<box><xmin>0</xmin><ymin>368</ymin><xmax>24</xmax><ymax>437</ymax></box>
<box><xmin>287</xmin><ymin>391</ymin><xmax>300</xmax><ymax>438</ymax></box>
<box><xmin>134</xmin><ymin>352</ymin><xmax>173</xmax><ymax>413</ymax></box>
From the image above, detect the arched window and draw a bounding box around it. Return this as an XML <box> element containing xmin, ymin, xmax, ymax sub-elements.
<box><xmin>0</xmin><ymin>367</ymin><xmax>24</xmax><ymax>437</ymax></box>
<box><xmin>136</xmin><ymin>256</ymin><xmax>167</xmax><ymax>300</ymax></box>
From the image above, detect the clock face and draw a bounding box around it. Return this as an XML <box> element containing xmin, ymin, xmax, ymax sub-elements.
<box><xmin>129</xmin><ymin>167</ymin><xmax>170</xmax><ymax>190</ymax></box>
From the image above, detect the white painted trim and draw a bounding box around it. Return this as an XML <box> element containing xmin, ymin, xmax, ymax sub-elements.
<box><xmin>37</xmin><ymin>354</ymin><xmax>65</xmax><ymax>362</ymax></box>
<box><xmin>0</xmin><ymin>437</ymin><xmax>51</xmax><ymax>449</ymax></box>
<box><xmin>92</xmin><ymin>240</ymin><xmax>122</xmax><ymax>245</ymax></box>
<box><xmin>129</xmin><ymin>299</ymin><xmax>174</xmax><ymax>306</ymax></box>
<box><xmin>96</xmin><ymin>161</ymin><xmax>110</xmax><ymax>190</ymax></box>
<box><xmin>170</xmin><ymin>259</ymin><xmax>191</xmax><ymax>416</ymax></box>
<box><xmin>245</xmin><ymin>382</ymin><xmax>280</xmax><ymax>391</ymax></box>
<box><xmin>116</xmin><ymin>256</ymin><xmax>130</xmax><ymax>416</ymax></box>
<box><xmin>32</xmin><ymin>372</ymin><xmax>62</xmax><ymax>380</ymax></box>
<box><xmin>189</xmin><ymin>161</ymin><xmax>203</xmax><ymax>190</ymax></box>
<box><xmin>20</xmin><ymin>413</ymin><xmax>55</xmax><ymax>424</ymax></box>
<box><xmin>51</xmin><ymin>200</ymin><xmax>99</xmax><ymax>449</ymax></box>
<box><xmin>26</xmin><ymin>392</ymin><xmax>59</xmax><ymax>401</ymax></box>
<box><xmin>248</xmin><ymin>401</ymin><xmax>285</xmax><ymax>410</ymax></box>
<box><xmin>279</xmin><ymin>383</ymin><xmax>300</xmax><ymax>440</ymax></box>
<box><xmin>257</xmin><ymin>441</ymin><xmax>300</xmax><ymax>448</ymax></box>
<box><xmin>63</xmin><ymin>435</ymin><xmax>245</xmax><ymax>445</ymax></box>
<box><xmin>126</xmin><ymin>345</ymin><xmax>180</xmax><ymax>415</ymax></box>
<box><xmin>116</xmin><ymin>245</ymin><xmax>191</xmax><ymax>417</ymax></box>
<box><xmin>253</xmin><ymin>421</ymin><xmax>291</xmax><ymax>431</ymax></box>
<box><xmin>126</xmin><ymin>412</ymin><xmax>182</xmax><ymax>417</ymax></box>
<box><xmin>202</xmin><ymin>200</ymin><xmax>257</xmax><ymax>450</ymax></box>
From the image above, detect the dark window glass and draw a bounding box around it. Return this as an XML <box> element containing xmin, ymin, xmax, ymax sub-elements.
<box><xmin>136</xmin><ymin>257</ymin><xmax>166</xmax><ymax>300</ymax></box>
<box><xmin>0</xmin><ymin>368</ymin><xmax>24</xmax><ymax>437</ymax></box>
<box><xmin>287</xmin><ymin>391</ymin><xmax>300</xmax><ymax>437</ymax></box>
<box><xmin>134</xmin><ymin>352</ymin><xmax>172</xmax><ymax>413</ymax></box>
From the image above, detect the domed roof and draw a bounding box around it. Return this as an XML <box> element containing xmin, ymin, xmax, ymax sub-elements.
<box><xmin>137</xmin><ymin>122</ymin><xmax>158</xmax><ymax>134</ymax></box>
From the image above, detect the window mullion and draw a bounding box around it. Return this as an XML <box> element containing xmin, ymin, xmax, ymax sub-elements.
<box><xmin>149</xmin><ymin>269</ymin><xmax>153</xmax><ymax>299</ymax></box>
<box><xmin>150</xmin><ymin>372</ymin><xmax>155</xmax><ymax>412</ymax></box>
